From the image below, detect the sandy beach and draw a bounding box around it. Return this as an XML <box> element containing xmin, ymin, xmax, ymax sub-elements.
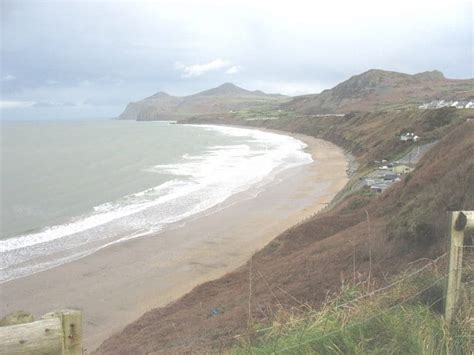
<box><xmin>0</xmin><ymin>129</ymin><xmax>348</xmax><ymax>352</ymax></box>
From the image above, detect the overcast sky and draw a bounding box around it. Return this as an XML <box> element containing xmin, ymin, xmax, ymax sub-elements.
<box><xmin>1</xmin><ymin>0</ymin><xmax>472</xmax><ymax>119</ymax></box>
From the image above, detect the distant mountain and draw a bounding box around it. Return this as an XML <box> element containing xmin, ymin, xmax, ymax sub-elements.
<box><xmin>118</xmin><ymin>83</ymin><xmax>286</xmax><ymax>121</ymax></box>
<box><xmin>191</xmin><ymin>83</ymin><xmax>267</xmax><ymax>97</ymax></box>
<box><xmin>144</xmin><ymin>91</ymin><xmax>171</xmax><ymax>100</ymax></box>
<box><xmin>283</xmin><ymin>69</ymin><xmax>474</xmax><ymax>114</ymax></box>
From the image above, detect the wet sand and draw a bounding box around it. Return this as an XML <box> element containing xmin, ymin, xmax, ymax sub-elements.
<box><xmin>0</xmin><ymin>129</ymin><xmax>348</xmax><ymax>352</ymax></box>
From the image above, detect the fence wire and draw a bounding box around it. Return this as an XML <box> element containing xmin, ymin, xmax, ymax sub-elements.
<box><xmin>169</xmin><ymin>245</ymin><xmax>470</xmax><ymax>351</ymax></box>
<box><xmin>234</xmin><ymin>253</ymin><xmax>448</xmax><ymax>342</ymax></box>
<box><xmin>274</xmin><ymin>276</ymin><xmax>448</xmax><ymax>354</ymax></box>
<box><xmin>268</xmin><ymin>246</ymin><xmax>473</xmax><ymax>353</ymax></box>
<box><xmin>186</xmin><ymin>246</ymin><xmax>469</xmax><ymax>352</ymax></box>
<box><xmin>461</xmin><ymin>245</ymin><xmax>474</xmax><ymax>284</ymax></box>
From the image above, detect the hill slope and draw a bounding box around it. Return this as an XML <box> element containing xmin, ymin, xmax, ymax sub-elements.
<box><xmin>283</xmin><ymin>69</ymin><xmax>474</xmax><ymax>114</ymax></box>
<box><xmin>118</xmin><ymin>83</ymin><xmax>287</xmax><ymax>121</ymax></box>
<box><xmin>96</xmin><ymin>114</ymin><xmax>473</xmax><ymax>354</ymax></box>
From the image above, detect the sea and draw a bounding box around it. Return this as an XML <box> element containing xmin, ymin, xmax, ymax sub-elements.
<box><xmin>0</xmin><ymin>120</ymin><xmax>312</xmax><ymax>283</ymax></box>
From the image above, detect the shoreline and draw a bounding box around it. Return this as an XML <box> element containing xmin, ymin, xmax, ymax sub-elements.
<box><xmin>0</xmin><ymin>127</ymin><xmax>348</xmax><ymax>352</ymax></box>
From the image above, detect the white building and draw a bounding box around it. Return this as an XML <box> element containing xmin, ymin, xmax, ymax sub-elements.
<box><xmin>400</xmin><ymin>132</ymin><xmax>419</xmax><ymax>142</ymax></box>
<box><xmin>419</xmin><ymin>100</ymin><xmax>474</xmax><ymax>109</ymax></box>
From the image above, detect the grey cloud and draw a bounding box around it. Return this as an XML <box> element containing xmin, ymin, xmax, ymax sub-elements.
<box><xmin>1</xmin><ymin>0</ymin><xmax>472</xmax><ymax>119</ymax></box>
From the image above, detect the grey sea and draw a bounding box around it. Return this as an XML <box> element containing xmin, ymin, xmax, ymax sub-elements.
<box><xmin>0</xmin><ymin>120</ymin><xmax>312</xmax><ymax>282</ymax></box>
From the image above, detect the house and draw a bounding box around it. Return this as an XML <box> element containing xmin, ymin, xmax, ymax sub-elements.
<box><xmin>400</xmin><ymin>132</ymin><xmax>420</xmax><ymax>142</ymax></box>
<box><xmin>364</xmin><ymin>178</ymin><xmax>386</xmax><ymax>187</ymax></box>
<box><xmin>392</xmin><ymin>164</ymin><xmax>413</xmax><ymax>174</ymax></box>
<box><xmin>364</xmin><ymin>178</ymin><xmax>376</xmax><ymax>186</ymax></box>
<box><xmin>370</xmin><ymin>183</ymin><xmax>391</xmax><ymax>194</ymax></box>
<box><xmin>454</xmin><ymin>101</ymin><xmax>468</xmax><ymax>109</ymax></box>
<box><xmin>383</xmin><ymin>173</ymin><xmax>399</xmax><ymax>181</ymax></box>
<box><xmin>419</xmin><ymin>100</ymin><xmax>474</xmax><ymax>109</ymax></box>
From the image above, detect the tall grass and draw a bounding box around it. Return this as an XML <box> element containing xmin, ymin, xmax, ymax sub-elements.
<box><xmin>234</xmin><ymin>256</ymin><xmax>473</xmax><ymax>354</ymax></box>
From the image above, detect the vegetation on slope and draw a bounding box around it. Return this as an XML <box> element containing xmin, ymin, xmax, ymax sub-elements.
<box><xmin>235</xmin><ymin>254</ymin><xmax>473</xmax><ymax>354</ymax></box>
<box><xmin>96</xmin><ymin>120</ymin><xmax>473</xmax><ymax>354</ymax></box>
<box><xmin>117</xmin><ymin>83</ymin><xmax>288</xmax><ymax>121</ymax></box>
<box><xmin>281</xmin><ymin>69</ymin><xmax>474</xmax><ymax>114</ymax></box>
<box><xmin>101</xmin><ymin>69</ymin><xmax>474</xmax><ymax>353</ymax></box>
<box><xmin>119</xmin><ymin>69</ymin><xmax>474</xmax><ymax>120</ymax></box>
<box><xmin>188</xmin><ymin>107</ymin><xmax>469</xmax><ymax>168</ymax></box>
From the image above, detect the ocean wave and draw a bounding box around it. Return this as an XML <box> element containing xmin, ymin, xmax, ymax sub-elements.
<box><xmin>0</xmin><ymin>125</ymin><xmax>312</xmax><ymax>282</ymax></box>
<box><xmin>0</xmin><ymin>179</ymin><xmax>194</xmax><ymax>253</ymax></box>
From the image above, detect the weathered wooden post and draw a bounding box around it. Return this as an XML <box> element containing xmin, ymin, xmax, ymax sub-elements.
<box><xmin>445</xmin><ymin>211</ymin><xmax>474</xmax><ymax>324</ymax></box>
<box><xmin>43</xmin><ymin>309</ymin><xmax>83</xmax><ymax>355</ymax></box>
<box><xmin>60</xmin><ymin>310</ymin><xmax>82</xmax><ymax>355</ymax></box>
<box><xmin>0</xmin><ymin>309</ymin><xmax>82</xmax><ymax>355</ymax></box>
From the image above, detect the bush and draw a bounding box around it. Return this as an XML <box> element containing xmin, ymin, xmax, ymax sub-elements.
<box><xmin>421</xmin><ymin>107</ymin><xmax>458</xmax><ymax>131</ymax></box>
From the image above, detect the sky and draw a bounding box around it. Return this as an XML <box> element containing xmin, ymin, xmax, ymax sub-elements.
<box><xmin>1</xmin><ymin>0</ymin><xmax>472</xmax><ymax>120</ymax></box>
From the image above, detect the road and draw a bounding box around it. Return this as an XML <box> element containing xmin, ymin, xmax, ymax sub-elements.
<box><xmin>399</xmin><ymin>141</ymin><xmax>438</xmax><ymax>165</ymax></box>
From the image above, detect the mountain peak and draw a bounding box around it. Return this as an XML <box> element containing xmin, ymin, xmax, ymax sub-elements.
<box><xmin>283</xmin><ymin>68</ymin><xmax>467</xmax><ymax>114</ymax></box>
<box><xmin>218</xmin><ymin>82</ymin><xmax>239</xmax><ymax>89</ymax></box>
<box><xmin>336</xmin><ymin>68</ymin><xmax>448</xmax><ymax>93</ymax></box>
<box><xmin>357</xmin><ymin>69</ymin><xmax>445</xmax><ymax>82</ymax></box>
<box><xmin>193</xmin><ymin>82</ymin><xmax>256</xmax><ymax>97</ymax></box>
<box><xmin>353</xmin><ymin>69</ymin><xmax>409</xmax><ymax>81</ymax></box>
<box><xmin>145</xmin><ymin>91</ymin><xmax>171</xmax><ymax>100</ymax></box>
<box><xmin>413</xmin><ymin>70</ymin><xmax>445</xmax><ymax>81</ymax></box>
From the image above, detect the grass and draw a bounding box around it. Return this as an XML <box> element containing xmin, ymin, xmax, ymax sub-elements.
<box><xmin>234</xmin><ymin>257</ymin><xmax>473</xmax><ymax>354</ymax></box>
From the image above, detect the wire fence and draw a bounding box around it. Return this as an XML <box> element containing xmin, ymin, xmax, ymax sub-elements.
<box><xmin>146</xmin><ymin>252</ymin><xmax>451</xmax><ymax>353</ymax></box>
<box><xmin>165</xmin><ymin>244</ymin><xmax>471</xmax><ymax>352</ymax></box>
<box><xmin>183</xmin><ymin>246</ymin><xmax>472</xmax><ymax>352</ymax></box>
<box><xmin>274</xmin><ymin>276</ymin><xmax>448</xmax><ymax>353</ymax></box>
<box><xmin>160</xmin><ymin>214</ymin><xmax>474</xmax><ymax>354</ymax></box>
<box><xmin>233</xmin><ymin>253</ymin><xmax>448</xmax><ymax>342</ymax></box>
<box><xmin>268</xmin><ymin>246</ymin><xmax>473</xmax><ymax>353</ymax></box>
<box><xmin>461</xmin><ymin>245</ymin><xmax>474</xmax><ymax>283</ymax></box>
<box><xmin>166</xmin><ymin>215</ymin><xmax>473</xmax><ymax>352</ymax></box>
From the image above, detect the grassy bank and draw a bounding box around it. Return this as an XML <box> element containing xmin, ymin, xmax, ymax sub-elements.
<box><xmin>235</xmin><ymin>253</ymin><xmax>473</xmax><ymax>354</ymax></box>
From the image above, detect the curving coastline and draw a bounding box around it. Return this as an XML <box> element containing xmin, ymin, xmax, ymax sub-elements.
<box><xmin>0</xmin><ymin>128</ymin><xmax>348</xmax><ymax>351</ymax></box>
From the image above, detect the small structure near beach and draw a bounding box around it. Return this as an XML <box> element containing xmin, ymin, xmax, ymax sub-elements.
<box><xmin>370</xmin><ymin>183</ymin><xmax>391</xmax><ymax>194</ymax></box>
<box><xmin>383</xmin><ymin>173</ymin><xmax>399</xmax><ymax>181</ymax></box>
<box><xmin>400</xmin><ymin>132</ymin><xmax>419</xmax><ymax>142</ymax></box>
<box><xmin>419</xmin><ymin>100</ymin><xmax>474</xmax><ymax>109</ymax></box>
<box><xmin>392</xmin><ymin>164</ymin><xmax>413</xmax><ymax>174</ymax></box>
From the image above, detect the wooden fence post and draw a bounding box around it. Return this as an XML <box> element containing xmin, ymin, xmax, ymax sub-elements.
<box><xmin>43</xmin><ymin>310</ymin><xmax>82</xmax><ymax>355</ymax></box>
<box><xmin>60</xmin><ymin>310</ymin><xmax>82</xmax><ymax>355</ymax></box>
<box><xmin>0</xmin><ymin>309</ymin><xmax>82</xmax><ymax>355</ymax></box>
<box><xmin>445</xmin><ymin>211</ymin><xmax>464</xmax><ymax>324</ymax></box>
<box><xmin>444</xmin><ymin>211</ymin><xmax>474</xmax><ymax>324</ymax></box>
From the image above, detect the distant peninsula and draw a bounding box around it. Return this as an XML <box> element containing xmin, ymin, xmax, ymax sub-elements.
<box><xmin>118</xmin><ymin>83</ymin><xmax>287</xmax><ymax>121</ymax></box>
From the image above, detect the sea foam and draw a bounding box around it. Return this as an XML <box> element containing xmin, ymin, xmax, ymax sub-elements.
<box><xmin>0</xmin><ymin>125</ymin><xmax>312</xmax><ymax>283</ymax></box>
